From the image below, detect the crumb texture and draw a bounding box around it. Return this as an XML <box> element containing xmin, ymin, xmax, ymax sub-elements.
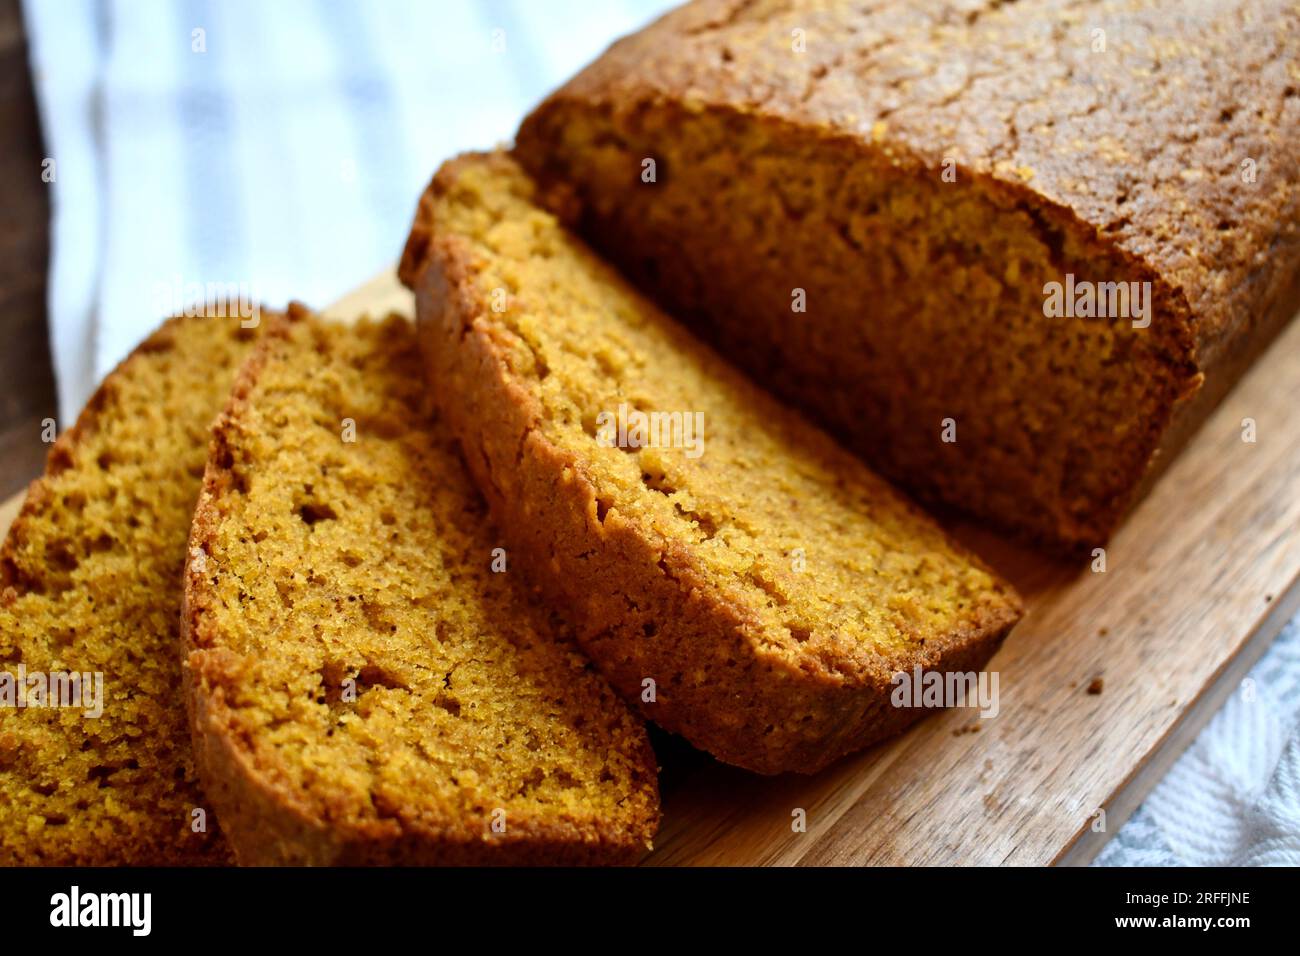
<box><xmin>401</xmin><ymin>152</ymin><xmax>1022</xmax><ymax>773</ymax></box>
<box><xmin>185</xmin><ymin>310</ymin><xmax>658</xmax><ymax>864</ymax></box>
<box><xmin>0</xmin><ymin>314</ymin><xmax>257</xmax><ymax>865</ymax></box>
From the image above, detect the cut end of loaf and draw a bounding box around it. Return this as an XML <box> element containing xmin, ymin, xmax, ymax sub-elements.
<box><xmin>516</xmin><ymin>99</ymin><xmax>1202</xmax><ymax>554</ymax></box>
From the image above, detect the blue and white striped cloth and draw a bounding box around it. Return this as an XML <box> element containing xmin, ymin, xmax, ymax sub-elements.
<box><xmin>22</xmin><ymin>0</ymin><xmax>677</xmax><ymax>418</ymax></box>
<box><xmin>21</xmin><ymin>0</ymin><xmax>1300</xmax><ymax>867</ymax></box>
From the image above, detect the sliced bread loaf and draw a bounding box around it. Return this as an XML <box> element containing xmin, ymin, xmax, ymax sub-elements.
<box><xmin>399</xmin><ymin>152</ymin><xmax>1023</xmax><ymax>775</ymax></box>
<box><xmin>515</xmin><ymin>0</ymin><xmax>1300</xmax><ymax>552</ymax></box>
<box><xmin>0</xmin><ymin>312</ymin><xmax>260</xmax><ymax>865</ymax></box>
<box><xmin>182</xmin><ymin>305</ymin><xmax>660</xmax><ymax>864</ymax></box>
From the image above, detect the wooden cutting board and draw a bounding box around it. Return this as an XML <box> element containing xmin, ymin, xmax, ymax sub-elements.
<box><xmin>5</xmin><ymin>271</ymin><xmax>1299</xmax><ymax>866</ymax></box>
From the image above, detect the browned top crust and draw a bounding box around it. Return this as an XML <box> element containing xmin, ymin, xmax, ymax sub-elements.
<box><xmin>527</xmin><ymin>0</ymin><xmax>1300</xmax><ymax>369</ymax></box>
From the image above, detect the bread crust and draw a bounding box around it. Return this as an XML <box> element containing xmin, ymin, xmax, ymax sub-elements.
<box><xmin>520</xmin><ymin>0</ymin><xmax>1300</xmax><ymax>367</ymax></box>
<box><xmin>400</xmin><ymin>154</ymin><xmax>1022</xmax><ymax>775</ymax></box>
<box><xmin>181</xmin><ymin>304</ymin><xmax>659</xmax><ymax>864</ymax></box>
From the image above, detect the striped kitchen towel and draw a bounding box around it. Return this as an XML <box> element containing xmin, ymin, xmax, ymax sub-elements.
<box><xmin>21</xmin><ymin>0</ymin><xmax>676</xmax><ymax>420</ymax></box>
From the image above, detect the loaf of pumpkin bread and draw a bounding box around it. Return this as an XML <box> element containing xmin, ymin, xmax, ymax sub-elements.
<box><xmin>399</xmin><ymin>152</ymin><xmax>1023</xmax><ymax>775</ymax></box>
<box><xmin>515</xmin><ymin>0</ymin><xmax>1300</xmax><ymax>552</ymax></box>
<box><xmin>183</xmin><ymin>306</ymin><xmax>659</xmax><ymax>863</ymax></box>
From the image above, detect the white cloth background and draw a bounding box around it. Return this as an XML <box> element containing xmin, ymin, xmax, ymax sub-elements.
<box><xmin>23</xmin><ymin>0</ymin><xmax>677</xmax><ymax>418</ymax></box>
<box><xmin>20</xmin><ymin>0</ymin><xmax>1300</xmax><ymax>866</ymax></box>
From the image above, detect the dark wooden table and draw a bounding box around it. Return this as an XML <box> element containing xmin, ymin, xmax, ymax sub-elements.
<box><xmin>0</xmin><ymin>0</ymin><xmax>54</xmax><ymax>500</ymax></box>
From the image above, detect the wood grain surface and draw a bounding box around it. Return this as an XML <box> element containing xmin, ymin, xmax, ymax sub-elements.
<box><xmin>0</xmin><ymin>0</ymin><xmax>56</xmax><ymax>501</ymax></box>
<box><xmin>4</xmin><ymin>269</ymin><xmax>1298</xmax><ymax>866</ymax></box>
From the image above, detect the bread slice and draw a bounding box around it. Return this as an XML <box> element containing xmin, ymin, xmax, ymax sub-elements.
<box><xmin>514</xmin><ymin>0</ymin><xmax>1300</xmax><ymax>552</ymax></box>
<box><xmin>399</xmin><ymin>152</ymin><xmax>1023</xmax><ymax>775</ymax></box>
<box><xmin>0</xmin><ymin>312</ymin><xmax>260</xmax><ymax>865</ymax></box>
<box><xmin>182</xmin><ymin>305</ymin><xmax>660</xmax><ymax>865</ymax></box>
